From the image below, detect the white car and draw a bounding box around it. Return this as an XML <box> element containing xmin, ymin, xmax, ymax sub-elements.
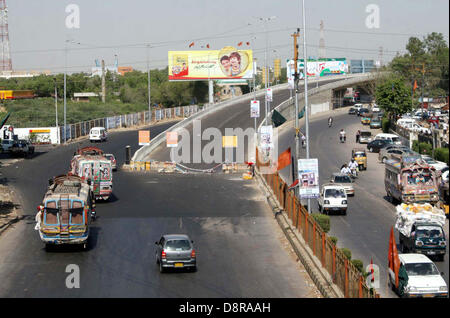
<box><xmin>89</xmin><ymin>127</ymin><xmax>108</xmax><ymax>142</ymax></box>
<box><xmin>318</xmin><ymin>184</ymin><xmax>348</xmax><ymax>215</ymax></box>
<box><xmin>389</xmin><ymin>254</ymin><xmax>447</xmax><ymax>298</ymax></box>
<box><xmin>408</xmin><ymin>123</ymin><xmax>431</xmax><ymax>134</ymax></box>
<box><xmin>421</xmin><ymin>155</ymin><xmax>448</xmax><ymax>171</ymax></box>
<box><xmin>372</xmin><ymin>105</ymin><xmax>380</xmax><ymax>112</ymax></box>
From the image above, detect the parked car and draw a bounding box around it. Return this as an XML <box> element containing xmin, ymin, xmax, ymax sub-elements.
<box><xmin>329</xmin><ymin>173</ymin><xmax>354</xmax><ymax>196</ymax></box>
<box><xmin>367</xmin><ymin>139</ymin><xmax>392</xmax><ymax>153</ymax></box>
<box><xmin>348</xmin><ymin>107</ymin><xmax>356</xmax><ymax>115</ymax></box>
<box><xmin>359</xmin><ymin>130</ymin><xmax>372</xmax><ymax>144</ymax></box>
<box><xmin>0</xmin><ymin>139</ymin><xmax>15</xmax><ymax>153</ymax></box>
<box><xmin>408</xmin><ymin>123</ymin><xmax>431</xmax><ymax>134</ymax></box>
<box><xmin>372</xmin><ymin>105</ymin><xmax>380</xmax><ymax>112</ymax></box>
<box><xmin>155</xmin><ymin>234</ymin><xmax>197</xmax><ymax>273</ymax></box>
<box><xmin>388</xmin><ymin>254</ymin><xmax>447</xmax><ymax>298</ymax></box>
<box><xmin>421</xmin><ymin>155</ymin><xmax>448</xmax><ymax>171</ymax></box>
<box><xmin>89</xmin><ymin>127</ymin><xmax>108</xmax><ymax>142</ymax></box>
<box><xmin>10</xmin><ymin>139</ymin><xmax>35</xmax><ymax>157</ymax></box>
<box><xmin>370</xmin><ymin>118</ymin><xmax>382</xmax><ymax>129</ymax></box>
<box><xmin>379</xmin><ymin>147</ymin><xmax>414</xmax><ymax>163</ymax></box>
<box><xmin>104</xmin><ymin>153</ymin><xmax>117</xmax><ymax>171</ymax></box>
<box><xmin>318</xmin><ymin>184</ymin><xmax>348</xmax><ymax>215</ymax></box>
<box><xmin>374</xmin><ymin>133</ymin><xmax>402</xmax><ymax>145</ymax></box>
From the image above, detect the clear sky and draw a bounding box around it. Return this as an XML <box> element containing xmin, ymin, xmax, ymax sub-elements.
<box><xmin>6</xmin><ymin>0</ymin><xmax>449</xmax><ymax>73</ymax></box>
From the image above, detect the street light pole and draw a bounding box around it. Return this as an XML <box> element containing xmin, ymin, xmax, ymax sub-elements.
<box><xmin>302</xmin><ymin>0</ymin><xmax>311</xmax><ymax>214</ymax></box>
<box><xmin>63</xmin><ymin>41</ymin><xmax>67</xmax><ymax>143</ymax></box>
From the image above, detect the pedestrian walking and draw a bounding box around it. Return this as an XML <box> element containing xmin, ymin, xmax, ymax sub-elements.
<box><xmin>356</xmin><ymin>130</ymin><xmax>361</xmax><ymax>143</ymax></box>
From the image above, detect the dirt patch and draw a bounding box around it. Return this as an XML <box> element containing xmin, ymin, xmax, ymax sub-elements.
<box><xmin>0</xmin><ymin>184</ymin><xmax>20</xmax><ymax>233</ymax></box>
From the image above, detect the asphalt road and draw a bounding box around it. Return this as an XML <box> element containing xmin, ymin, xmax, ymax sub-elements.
<box><xmin>149</xmin><ymin>79</ymin><xmax>341</xmax><ymax>168</ymax></box>
<box><xmin>276</xmin><ymin>110</ymin><xmax>449</xmax><ymax>298</ymax></box>
<box><xmin>0</xmin><ymin>111</ymin><xmax>319</xmax><ymax>297</ymax></box>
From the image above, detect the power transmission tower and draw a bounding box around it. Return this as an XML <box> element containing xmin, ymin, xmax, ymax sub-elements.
<box><xmin>318</xmin><ymin>20</ymin><xmax>325</xmax><ymax>59</ymax></box>
<box><xmin>0</xmin><ymin>0</ymin><xmax>12</xmax><ymax>73</ymax></box>
<box><xmin>378</xmin><ymin>46</ymin><xmax>383</xmax><ymax>68</ymax></box>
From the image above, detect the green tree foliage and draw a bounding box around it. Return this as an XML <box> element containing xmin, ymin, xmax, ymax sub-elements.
<box><xmin>375</xmin><ymin>76</ymin><xmax>412</xmax><ymax>117</ymax></box>
<box><xmin>389</xmin><ymin>32</ymin><xmax>449</xmax><ymax>97</ymax></box>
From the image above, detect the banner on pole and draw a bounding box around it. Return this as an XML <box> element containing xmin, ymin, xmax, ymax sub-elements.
<box><xmin>266</xmin><ymin>88</ymin><xmax>273</xmax><ymax>102</ymax></box>
<box><xmin>298</xmin><ymin>158</ymin><xmax>319</xmax><ymax>199</ymax></box>
<box><xmin>250</xmin><ymin>100</ymin><xmax>260</xmax><ymax>118</ymax></box>
<box><xmin>139</xmin><ymin>130</ymin><xmax>150</xmax><ymax>146</ymax></box>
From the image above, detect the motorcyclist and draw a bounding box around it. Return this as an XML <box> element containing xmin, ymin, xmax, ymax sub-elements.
<box><xmin>339</xmin><ymin>129</ymin><xmax>346</xmax><ymax>142</ymax></box>
<box><xmin>328</xmin><ymin>116</ymin><xmax>333</xmax><ymax>127</ymax></box>
<box><xmin>340</xmin><ymin>164</ymin><xmax>351</xmax><ymax>175</ymax></box>
<box><xmin>301</xmin><ymin>134</ymin><xmax>306</xmax><ymax>148</ymax></box>
<box><xmin>348</xmin><ymin>159</ymin><xmax>359</xmax><ymax>177</ymax></box>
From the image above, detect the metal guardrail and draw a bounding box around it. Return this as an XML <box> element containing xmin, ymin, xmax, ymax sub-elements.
<box><xmin>255</xmin><ymin>148</ymin><xmax>379</xmax><ymax>298</ymax></box>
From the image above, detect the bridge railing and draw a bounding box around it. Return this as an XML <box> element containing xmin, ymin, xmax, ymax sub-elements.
<box><xmin>58</xmin><ymin>106</ymin><xmax>199</xmax><ymax>144</ymax></box>
<box><xmin>255</xmin><ymin>147</ymin><xmax>379</xmax><ymax>298</ymax></box>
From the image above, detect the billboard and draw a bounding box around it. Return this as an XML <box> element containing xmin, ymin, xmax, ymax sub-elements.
<box><xmin>287</xmin><ymin>58</ymin><xmax>348</xmax><ymax>80</ymax></box>
<box><xmin>168</xmin><ymin>47</ymin><xmax>253</xmax><ymax>80</ymax></box>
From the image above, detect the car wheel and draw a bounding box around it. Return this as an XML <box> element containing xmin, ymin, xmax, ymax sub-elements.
<box><xmin>369</xmin><ymin>147</ymin><xmax>374</xmax><ymax>152</ymax></box>
<box><xmin>382</xmin><ymin>157</ymin><xmax>387</xmax><ymax>163</ymax></box>
<box><xmin>436</xmin><ymin>254</ymin><xmax>445</xmax><ymax>262</ymax></box>
<box><xmin>159</xmin><ymin>261</ymin><xmax>165</xmax><ymax>273</ymax></box>
<box><xmin>191</xmin><ymin>266</ymin><xmax>197</xmax><ymax>272</ymax></box>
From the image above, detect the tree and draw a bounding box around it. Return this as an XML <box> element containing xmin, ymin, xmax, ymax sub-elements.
<box><xmin>375</xmin><ymin>76</ymin><xmax>412</xmax><ymax>118</ymax></box>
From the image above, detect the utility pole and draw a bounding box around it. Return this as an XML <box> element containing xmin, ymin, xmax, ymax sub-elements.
<box><xmin>101</xmin><ymin>59</ymin><xmax>106</xmax><ymax>103</ymax></box>
<box><xmin>54</xmin><ymin>77</ymin><xmax>59</xmax><ymax>144</ymax></box>
<box><xmin>302</xmin><ymin>0</ymin><xmax>311</xmax><ymax>214</ymax></box>
<box><xmin>292</xmin><ymin>29</ymin><xmax>300</xmax><ymax>191</ymax></box>
<box><xmin>147</xmin><ymin>44</ymin><xmax>152</xmax><ymax>122</ymax></box>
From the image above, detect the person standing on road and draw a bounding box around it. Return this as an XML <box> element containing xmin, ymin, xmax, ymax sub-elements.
<box><xmin>356</xmin><ymin>130</ymin><xmax>361</xmax><ymax>143</ymax></box>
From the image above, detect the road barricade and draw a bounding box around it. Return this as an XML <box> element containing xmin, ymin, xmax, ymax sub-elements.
<box><xmin>255</xmin><ymin>147</ymin><xmax>379</xmax><ymax>298</ymax></box>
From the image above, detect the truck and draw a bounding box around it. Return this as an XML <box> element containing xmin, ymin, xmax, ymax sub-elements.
<box><xmin>70</xmin><ymin>147</ymin><xmax>113</xmax><ymax>201</ymax></box>
<box><xmin>37</xmin><ymin>174</ymin><xmax>95</xmax><ymax>250</ymax></box>
<box><xmin>395</xmin><ymin>203</ymin><xmax>447</xmax><ymax>261</ymax></box>
<box><xmin>385</xmin><ymin>155</ymin><xmax>440</xmax><ymax>204</ymax></box>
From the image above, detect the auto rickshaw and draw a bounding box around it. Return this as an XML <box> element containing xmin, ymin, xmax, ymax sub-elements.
<box><xmin>361</xmin><ymin>113</ymin><xmax>372</xmax><ymax>125</ymax></box>
<box><xmin>352</xmin><ymin>148</ymin><xmax>367</xmax><ymax>171</ymax></box>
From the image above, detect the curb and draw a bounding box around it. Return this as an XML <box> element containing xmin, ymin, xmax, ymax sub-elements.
<box><xmin>254</xmin><ymin>170</ymin><xmax>344</xmax><ymax>298</ymax></box>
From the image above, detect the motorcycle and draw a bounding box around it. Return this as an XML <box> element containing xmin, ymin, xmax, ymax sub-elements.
<box><xmin>350</xmin><ymin>167</ymin><xmax>358</xmax><ymax>178</ymax></box>
<box><xmin>340</xmin><ymin>135</ymin><xmax>346</xmax><ymax>143</ymax></box>
<box><xmin>328</xmin><ymin>119</ymin><xmax>333</xmax><ymax>127</ymax></box>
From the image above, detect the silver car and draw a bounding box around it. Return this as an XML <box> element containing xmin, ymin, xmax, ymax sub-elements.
<box><xmin>155</xmin><ymin>234</ymin><xmax>197</xmax><ymax>273</ymax></box>
<box><xmin>378</xmin><ymin>145</ymin><xmax>409</xmax><ymax>162</ymax></box>
<box><xmin>330</xmin><ymin>173</ymin><xmax>355</xmax><ymax>196</ymax></box>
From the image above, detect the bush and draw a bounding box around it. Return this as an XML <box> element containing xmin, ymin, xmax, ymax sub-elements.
<box><xmin>412</xmin><ymin>141</ymin><xmax>433</xmax><ymax>156</ymax></box>
<box><xmin>329</xmin><ymin>236</ymin><xmax>338</xmax><ymax>245</ymax></box>
<box><xmin>434</xmin><ymin>148</ymin><xmax>449</xmax><ymax>165</ymax></box>
<box><xmin>340</xmin><ymin>248</ymin><xmax>352</xmax><ymax>260</ymax></box>
<box><xmin>382</xmin><ymin>118</ymin><xmax>390</xmax><ymax>133</ymax></box>
<box><xmin>351</xmin><ymin>259</ymin><xmax>364</xmax><ymax>273</ymax></box>
<box><xmin>311</xmin><ymin>213</ymin><xmax>330</xmax><ymax>233</ymax></box>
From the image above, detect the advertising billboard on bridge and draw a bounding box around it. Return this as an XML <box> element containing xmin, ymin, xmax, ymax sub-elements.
<box><xmin>287</xmin><ymin>58</ymin><xmax>348</xmax><ymax>80</ymax></box>
<box><xmin>168</xmin><ymin>47</ymin><xmax>254</xmax><ymax>80</ymax></box>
